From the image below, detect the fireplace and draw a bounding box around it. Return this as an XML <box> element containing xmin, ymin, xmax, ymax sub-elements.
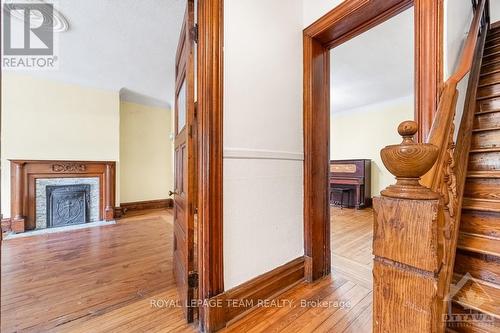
<box><xmin>6</xmin><ymin>160</ymin><xmax>116</xmax><ymax>234</ymax></box>
<box><xmin>46</xmin><ymin>184</ymin><xmax>91</xmax><ymax>228</ymax></box>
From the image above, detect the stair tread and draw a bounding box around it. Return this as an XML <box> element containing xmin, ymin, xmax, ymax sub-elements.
<box><xmin>487</xmin><ymin>30</ymin><xmax>500</xmax><ymax>40</ymax></box>
<box><xmin>467</xmin><ymin>171</ymin><xmax>500</xmax><ymax>178</ymax></box>
<box><xmin>484</xmin><ymin>50</ymin><xmax>500</xmax><ymax>59</ymax></box>
<box><xmin>482</xmin><ymin>56</ymin><xmax>500</xmax><ymax>67</ymax></box>
<box><xmin>472</xmin><ymin>126</ymin><xmax>500</xmax><ymax>132</ymax></box>
<box><xmin>462</xmin><ymin>197</ymin><xmax>500</xmax><ymax>213</ymax></box>
<box><xmin>470</xmin><ymin>147</ymin><xmax>500</xmax><ymax>153</ymax></box>
<box><xmin>451</xmin><ymin>274</ymin><xmax>500</xmax><ymax>320</ymax></box>
<box><xmin>477</xmin><ymin>83</ymin><xmax>500</xmax><ymax>100</ymax></box>
<box><xmin>481</xmin><ymin>62</ymin><xmax>500</xmax><ymax>77</ymax></box>
<box><xmin>476</xmin><ymin>108</ymin><xmax>500</xmax><ymax>115</ymax></box>
<box><xmin>457</xmin><ymin>232</ymin><xmax>500</xmax><ymax>257</ymax></box>
<box><xmin>479</xmin><ymin>72</ymin><xmax>500</xmax><ymax>87</ymax></box>
<box><xmin>486</xmin><ymin>38</ymin><xmax>500</xmax><ymax>49</ymax></box>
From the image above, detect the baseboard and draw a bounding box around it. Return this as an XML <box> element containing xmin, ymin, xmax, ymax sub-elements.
<box><xmin>114</xmin><ymin>207</ymin><xmax>124</xmax><ymax>219</ymax></box>
<box><xmin>119</xmin><ymin>199</ymin><xmax>173</xmax><ymax>215</ymax></box>
<box><xmin>205</xmin><ymin>256</ymin><xmax>305</xmax><ymax>332</ymax></box>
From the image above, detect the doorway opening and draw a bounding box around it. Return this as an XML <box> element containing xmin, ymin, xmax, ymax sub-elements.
<box><xmin>0</xmin><ymin>0</ymin><xmax>225</xmax><ymax>331</ymax></box>
<box><xmin>328</xmin><ymin>7</ymin><xmax>415</xmax><ymax>287</ymax></box>
<box><xmin>303</xmin><ymin>0</ymin><xmax>442</xmax><ymax>281</ymax></box>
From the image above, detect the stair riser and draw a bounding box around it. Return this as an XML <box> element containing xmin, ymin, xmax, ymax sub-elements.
<box><xmin>486</xmin><ymin>37</ymin><xmax>500</xmax><ymax>49</ymax></box>
<box><xmin>478</xmin><ymin>97</ymin><xmax>500</xmax><ymax>113</ymax></box>
<box><xmin>454</xmin><ymin>250</ymin><xmax>500</xmax><ymax>285</ymax></box>
<box><xmin>471</xmin><ymin>130</ymin><xmax>500</xmax><ymax>149</ymax></box>
<box><xmin>485</xmin><ymin>44</ymin><xmax>500</xmax><ymax>56</ymax></box>
<box><xmin>461</xmin><ymin>211</ymin><xmax>500</xmax><ymax>238</ymax></box>
<box><xmin>487</xmin><ymin>31</ymin><xmax>500</xmax><ymax>41</ymax></box>
<box><xmin>484</xmin><ymin>35</ymin><xmax>500</xmax><ymax>49</ymax></box>
<box><xmin>478</xmin><ymin>83</ymin><xmax>500</xmax><ymax>100</ymax></box>
<box><xmin>482</xmin><ymin>56</ymin><xmax>500</xmax><ymax>67</ymax></box>
<box><xmin>475</xmin><ymin>112</ymin><xmax>500</xmax><ymax>129</ymax></box>
<box><xmin>481</xmin><ymin>62</ymin><xmax>500</xmax><ymax>77</ymax></box>
<box><xmin>464</xmin><ymin>179</ymin><xmax>500</xmax><ymax>200</ymax></box>
<box><xmin>484</xmin><ymin>50</ymin><xmax>500</xmax><ymax>60</ymax></box>
<box><xmin>479</xmin><ymin>72</ymin><xmax>500</xmax><ymax>87</ymax></box>
<box><xmin>469</xmin><ymin>152</ymin><xmax>500</xmax><ymax>171</ymax></box>
<box><xmin>487</xmin><ymin>30</ymin><xmax>500</xmax><ymax>42</ymax></box>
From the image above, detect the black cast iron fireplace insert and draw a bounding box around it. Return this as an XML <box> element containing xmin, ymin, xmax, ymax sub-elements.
<box><xmin>46</xmin><ymin>184</ymin><xmax>91</xmax><ymax>228</ymax></box>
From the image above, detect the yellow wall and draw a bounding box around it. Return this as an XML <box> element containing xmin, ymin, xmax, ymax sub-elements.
<box><xmin>120</xmin><ymin>101</ymin><xmax>173</xmax><ymax>203</ymax></box>
<box><xmin>330</xmin><ymin>96</ymin><xmax>414</xmax><ymax>197</ymax></box>
<box><xmin>1</xmin><ymin>73</ymin><xmax>120</xmax><ymax>218</ymax></box>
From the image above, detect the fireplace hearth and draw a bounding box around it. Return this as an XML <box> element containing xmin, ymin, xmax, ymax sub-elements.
<box><xmin>46</xmin><ymin>184</ymin><xmax>91</xmax><ymax>228</ymax></box>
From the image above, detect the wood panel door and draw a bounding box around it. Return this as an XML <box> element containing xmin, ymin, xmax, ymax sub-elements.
<box><xmin>173</xmin><ymin>0</ymin><xmax>196</xmax><ymax>323</ymax></box>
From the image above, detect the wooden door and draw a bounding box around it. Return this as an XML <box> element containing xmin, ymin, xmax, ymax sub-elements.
<box><xmin>172</xmin><ymin>0</ymin><xmax>196</xmax><ymax>323</ymax></box>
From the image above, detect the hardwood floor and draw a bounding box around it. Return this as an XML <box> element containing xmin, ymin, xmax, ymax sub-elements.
<box><xmin>1</xmin><ymin>207</ymin><xmax>373</xmax><ymax>333</ymax></box>
<box><xmin>331</xmin><ymin>207</ymin><xmax>374</xmax><ymax>288</ymax></box>
<box><xmin>1</xmin><ymin>209</ymin><xmax>196</xmax><ymax>333</ymax></box>
<box><xmin>222</xmin><ymin>207</ymin><xmax>374</xmax><ymax>332</ymax></box>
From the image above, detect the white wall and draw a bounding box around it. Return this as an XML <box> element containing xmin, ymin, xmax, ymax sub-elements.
<box><xmin>1</xmin><ymin>73</ymin><xmax>120</xmax><ymax>218</ymax></box>
<box><xmin>331</xmin><ymin>96</ymin><xmax>414</xmax><ymax>196</ymax></box>
<box><xmin>303</xmin><ymin>0</ymin><xmax>344</xmax><ymax>27</ymax></box>
<box><xmin>120</xmin><ymin>101</ymin><xmax>173</xmax><ymax>203</ymax></box>
<box><xmin>444</xmin><ymin>0</ymin><xmax>474</xmax><ymax>140</ymax></box>
<box><xmin>223</xmin><ymin>0</ymin><xmax>304</xmax><ymax>289</ymax></box>
<box><xmin>491</xmin><ymin>0</ymin><xmax>500</xmax><ymax>23</ymax></box>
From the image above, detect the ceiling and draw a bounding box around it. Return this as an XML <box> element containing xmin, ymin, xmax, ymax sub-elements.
<box><xmin>8</xmin><ymin>0</ymin><xmax>187</xmax><ymax>108</ymax></box>
<box><xmin>8</xmin><ymin>0</ymin><xmax>413</xmax><ymax>111</ymax></box>
<box><xmin>330</xmin><ymin>7</ymin><xmax>414</xmax><ymax>113</ymax></box>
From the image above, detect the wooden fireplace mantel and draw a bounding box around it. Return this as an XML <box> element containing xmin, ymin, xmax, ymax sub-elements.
<box><xmin>8</xmin><ymin>160</ymin><xmax>116</xmax><ymax>233</ymax></box>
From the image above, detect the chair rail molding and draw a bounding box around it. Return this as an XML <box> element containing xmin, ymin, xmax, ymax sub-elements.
<box><xmin>223</xmin><ymin>148</ymin><xmax>304</xmax><ymax>161</ymax></box>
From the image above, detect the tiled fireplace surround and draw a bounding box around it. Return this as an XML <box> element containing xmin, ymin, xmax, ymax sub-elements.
<box><xmin>5</xmin><ymin>160</ymin><xmax>116</xmax><ymax>233</ymax></box>
<box><xmin>36</xmin><ymin>177</ymin><xmax>100</xmax><ymax>229</ymax></box>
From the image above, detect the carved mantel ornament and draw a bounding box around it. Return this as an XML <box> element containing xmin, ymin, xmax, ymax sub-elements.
<box><xmin>52</xmin><ymin>163</ymin><xmax>87</xmax><ymax>173</ymax></box>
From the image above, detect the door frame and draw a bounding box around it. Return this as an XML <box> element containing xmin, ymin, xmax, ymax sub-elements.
<box><xmin>303</xmin><ymin>0</ymin><xmax>444</xmax><ymax>281</ymax></box>
<box><xmin>196</xmin><ymin>0</ymin><xmax>224</xmax><ymax>331</ymax></box>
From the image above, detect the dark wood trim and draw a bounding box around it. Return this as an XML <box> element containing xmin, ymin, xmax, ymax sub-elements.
<box><xmin>197</xmin><ymin>0</ymin><xmax>225</xmax><ymax>331</ymax></box>
<box><xmin>1</xmin><ymin>218</ymin><xmax>12</xmax><ymax>236</ymax></box>
<box><xmin>205</xmin><ymin>257</ymin><xmax>305</xmax><ymax>331</ymax></box>
<box><xmin>415</xmin><ymin>0</ymin><xmax>444</xmax><ymax>142</ymax></box>
<box><xmin>303</xmin><ymin>0</ymin><xmax>443</xmax><ymax>282</ymax></box>
<box><xmin>304</xmin><ymin>0</ymin><xmax>413</xmax><ymax>49</ymax></box>
<box><xmin>113</xmin><ymin>207</ymin><xmax>124</xmax><ymax>219</ymax></box>
<box><xmin>120</xmin><ymin>199</ymin><xmax>173</xmax><ymax>214</ymax></box>
<box><xmin>303</xmin><ymin>34</ymin><xmax>331</xmax><ymax>281</ymax></box>
<box><xmin>8</xmin><ymin>160</ymin><xmax>116</xmax><ymax>232</ymax></box>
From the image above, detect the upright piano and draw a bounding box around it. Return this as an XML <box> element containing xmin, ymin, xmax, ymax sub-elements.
<box><xmin>329</xmin><ymin>159</ymin><xmax>371</xmax><ymax>209</ymax></box>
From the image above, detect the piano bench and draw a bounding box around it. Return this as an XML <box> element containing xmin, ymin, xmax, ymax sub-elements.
<box><xmin>330</xmin><ymin>187</ymin><xmax>352</xmax><ymax>209</ymax></box>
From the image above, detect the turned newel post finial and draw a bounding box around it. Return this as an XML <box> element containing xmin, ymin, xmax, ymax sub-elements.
<box><xmin>380</xmin><ymin>120</ymin><xmax>440</xmax><ymax>200</ymax></box>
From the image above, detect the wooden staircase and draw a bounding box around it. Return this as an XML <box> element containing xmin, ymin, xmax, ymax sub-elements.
<box><xmin>449</xmin><ymin>25</ymin><xmax>500</xmax><ymax>333</ymax></box>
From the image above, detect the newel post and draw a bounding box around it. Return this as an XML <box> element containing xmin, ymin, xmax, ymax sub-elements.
<box><xmin>373</xmin><ymin>121</ymin><xmax>445</xmax><ymax>332</ymax></box>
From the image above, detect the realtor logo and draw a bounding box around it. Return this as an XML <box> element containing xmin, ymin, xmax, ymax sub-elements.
<box><xmin>3</xmin><ymin>2</ymin><xmax>54</xmax><ymax>55</ymax></box>
<box><xmin>2</xmin><ymin>0</ymin><xmax>59</xmax><ymax>69</ymax></box>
